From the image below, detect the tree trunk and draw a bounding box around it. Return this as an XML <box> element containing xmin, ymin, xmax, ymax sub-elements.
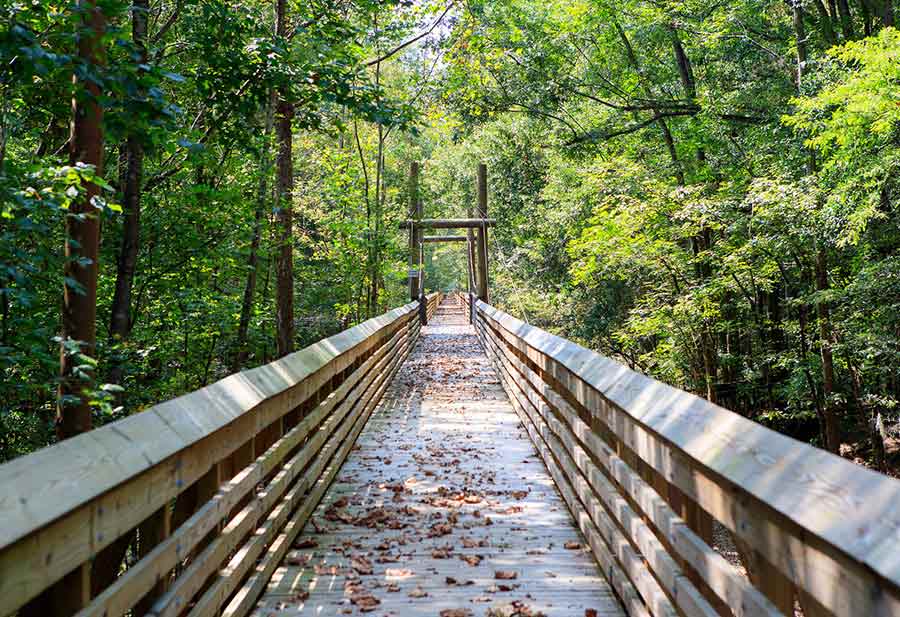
<box><xmin>810</xmin><ymin>0</ymin><xmax>838</xmax><ymax>45</ymax></box>
<box><xmin>815</xmin><ymin>249</ymin><xmax>841</xmax><ymax>452</ymax></box>
<box><xmin>792</xmin><ymin>2</ymin><xmax>841</xmax><ymax>454</ymax></box>
<box><xmin>233</xmin><ymin>93</ymin><xmax>274</xmax><ymax>372</ymax></box>
<box><xmin>835</xmin><ymin>0</ymin><xmax>854</xmax><ymax>38</ymax></box>
<box><xmin>274</xmin><ymin>0</ymin><xmax>294</xmax><ymax>357</ymax></box>
<box><xmin>107</xmin><ymin>0</ymin><xmax>148</xmax><ymax>387</ymax></box>
<box><xmin>615</xmin><ymin>22</ymin><xmax>685</xmax><ymax>185</ymax></box>
<box><xmin>57</xmin><ymin>0</ymin><xmax>106</xmax><ymax>441</ymax></box>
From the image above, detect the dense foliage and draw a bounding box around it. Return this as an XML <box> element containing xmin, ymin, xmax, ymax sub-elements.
<box><xmin>2</xmin><ymin>0</ymin><xmax>899</xmax><ymax>472</ymax></box>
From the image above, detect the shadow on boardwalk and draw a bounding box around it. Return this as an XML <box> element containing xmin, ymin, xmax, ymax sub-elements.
<box><xmin>253</xmin><ymin>299</ymin><xmax>625</xmax><ymax>616</ymax></box>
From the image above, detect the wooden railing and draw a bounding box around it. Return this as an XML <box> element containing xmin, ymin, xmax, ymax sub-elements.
<box><xmin>0</xmin><ymin>292</ymin><xmax>440</xmax><ymax>617</ymax></box>
<box><xmin>473</xmin><ymin>299</ymin><xmax>900</xmax><ymax>617</ymax></box>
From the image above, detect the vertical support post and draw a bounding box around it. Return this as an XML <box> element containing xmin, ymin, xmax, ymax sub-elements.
<box><xmin>467</xmin><ymin>203</ymin><xmax>476</xmax><ymax>323</ymax></box>
<box><xmin>476</xmin><ymin>163</ymin><xmax>489</xmax><ymax>303</ymax></box>
<box><xmin>408</xmin><ymin>162</ymin><xmax>420</xmax><ymax>301</ymax></box>
<box><xmin>134</xmin><ymin>506</ymin><xmax>172</xmax><ymax>616</ymax></box>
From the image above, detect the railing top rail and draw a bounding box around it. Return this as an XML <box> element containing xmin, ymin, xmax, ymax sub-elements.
<box><xmin>475</xmin><ymin>299</ymin><xmax>900</xmax><ymax>596</ymax></box>
<box><xmin>0</xmin><ymin>299</ymin><xmax>426</xmax><ymax>552</ymax></box>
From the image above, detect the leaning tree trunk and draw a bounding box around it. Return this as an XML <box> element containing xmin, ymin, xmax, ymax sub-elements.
<box><xmin>274</xmin><ymin>0</ymin><xmax>294</xmax><ymax>357</ymax></box>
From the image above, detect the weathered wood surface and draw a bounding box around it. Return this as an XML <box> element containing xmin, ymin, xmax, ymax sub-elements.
<box><xmin>399</xmin><ymin>218</ymin><xmax>497</xmax><ymax>230</ymax></box>
<box><xmin>475</xmin><ymin>299</ymin><xmax>900</xmax><ymax>617</ymax></box>
<box><xmin>423</xmin><ymin>235</ymin><xmax>468</xmax><ymax>243</ymax></box>
<box><xmin>252</xmin><ymin>297</ymin><xmax>625</xmax><ymax>617</ymax></box>
<box><xmin>0</xmin><ymin>297</ymin><xmax>435</xmax><ymax>617</ymax></box>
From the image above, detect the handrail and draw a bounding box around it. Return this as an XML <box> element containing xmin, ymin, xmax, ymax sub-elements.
<box><xmin>0</xmin><ymin>293</ymin><xmax>438</xmax><ymax>617</ymax></box>
<box><xmin>473</xmin><ymin>299</ymin><xmax>900</xmax><ymax>617</ymax></box>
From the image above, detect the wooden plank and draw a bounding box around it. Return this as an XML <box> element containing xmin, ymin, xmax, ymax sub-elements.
<box><xmin>250</xmin><ymin>299</ymin><xmax>624</xmax><ymax>617</ymax></box>
<box><xmin>218</xmin><ymin>327</ymin><xmax>416</xmax><ymax>617</ymax></box>
<box><xmin>478</xmin><ymin>325</ymin><xmax>675</xmax><ymax>617</ymax></box>
<box><xmin>71</xmin><ymin>318</ymin><xmax>414</xmax><ymax>617</ymax></box>
<box><xmin>422</xmin><ymin>235</ymin><xmax>468</xmax><ymax>242</ymax></box>
<box><xmin>147</xmin><ymin>322</ymin><xmax>417</xmax><ymax>617</ymax></box>
<box><xmin>476</xmin><ymin>317</ymin><xmax>780</xmax><ymax>617</ymax></box>
<box><xmin>398</xmin><ymin>218</ymin><xmax>497</xmax><ymax>229</ymax></box>
<box><xmin>134</xmin><ymin>506</ymin><xmax>172</xmax><ymax>617</ymax></box>
<box><xmin>0</xmin><ymin>303</ymin><xmax>418</xmax><ymax>615</ymax></box>
<box><xmin>479</xmin><ymin>323</ymin><xmax>720</xmax><ymax>617</ymax></box>
<box><xmin>475</xmin><ymin>300</ymin><xmax>900</xmax><ymax>617</ymax></box>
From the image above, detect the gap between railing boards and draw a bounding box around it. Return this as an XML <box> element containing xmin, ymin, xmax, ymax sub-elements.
<box><xmin>0</xmin><ymin>293</ymin><xmax>439</xmax><ymax>617</ymax></box>
<box><xmin>472</xmin><ymin>298</ymin><xmax>900</xmax><ymax>617</ymax></box>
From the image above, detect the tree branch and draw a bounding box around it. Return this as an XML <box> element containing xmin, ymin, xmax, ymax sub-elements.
<box><xmin>365</xmin><ymin>3</ymin><xmax>453</xmax><ymax>67</ymax></box>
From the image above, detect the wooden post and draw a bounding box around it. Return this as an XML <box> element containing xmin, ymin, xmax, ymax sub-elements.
<box><xmin>476</xmin><ymin>163</ymin><xmax>490</xmax><ymax>303</ymax></box>
<box><xmin>408</xmin><ymin>162</ymin><xmax>420</xmax><ymax>301</ymax></box>
<box><xmin>467</xmin><ymin>203</ymin><xmax>477</xmax><ymax>323</ymax></box>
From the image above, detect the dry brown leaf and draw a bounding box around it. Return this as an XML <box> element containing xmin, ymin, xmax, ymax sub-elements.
<box><xmin>494</xmin><ymin>570</ymin><xmax>518</xmax><ymax>580</ymax></box>
<box><xmin>439</xmin><ymin>610</ymin><xmax>473</xmax><ymax>617</ymax></box>
<box><xmin>351</xmin><ymin>555</ymin><xmax>373</xmax><ymax>575</ymax></box>
<box><xmin>564</xmin><ymin>541</ymin><xmax>582</xmax><ymax>550</ymax></box>
<box><xmin>293</xmin><ymin>537</ymin><xmax>318</xmax><ymax>549</ymax></box>
<box><xmin>461</xmin><ymin>554</ymin><xmax>482</xmax><ymax>567</ymax></box>
<box><xmin>385</xmin><ymin>568</ymin><xmax>414</xmax><ymax>578</ymax></box>
<box><xmin>285</xmin><ymin>552</ymin><xmax>312</xmax><ymax>566</ymax></box>
<box><xmin>408</xmin><ymin>586</ymin><xmax>428</xmax><ymax>598</ymax></box>
<box><xmin>349</xmin><ymin>593</ymin><xmax>380</xmax><ymax>612</ymax></box>
<box><xmin>585</xmin><ymin>610</ymin><xmax>598</xmax><ymax>617</ymax></box>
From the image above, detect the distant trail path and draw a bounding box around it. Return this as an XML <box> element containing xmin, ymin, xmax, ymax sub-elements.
<box><xmin>253</xmin><ymin>297</ymin><xmax>624</xmax><ymax>616</ymax></box>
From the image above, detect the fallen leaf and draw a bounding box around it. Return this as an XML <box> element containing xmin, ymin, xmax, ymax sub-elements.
<box><xmin>349</xmin><ymin>593</ymin><xmax>380</xmax><ymax>612</ymax></box>
<box><xmin>385</xmin><ymin>568</ymin><xmax>414</xmax><ymax>578</ymax></box>
<box><xmin>439</xmin><ymin>610</ymin><xmax>473</xmax><ymax>617</ymax></box>
<box><xmin>351</xmin><ymin>555</ymin><xmax>373</xmax><ymax>575</ymax></box>
<box><xmin>461</xmin><ymin>554</ymin><xmax>482</xmax><ymax>566</ymax></box>
<box><xmin>495</xmin><ymin>570</ymin><xmax>518</xmax><ymax>580</ymax></box>
<box><xmin>408</xmin><ymin>586</ymin><xmax>428</xmax><ymax>598</ymax></box>
<box><xmin>564</xmin><ymin>541</ymin><xmax>582</xmax><ymax>550</ymax></box>
<box><xmin>293</xmin><ymin>537</ymin><xmax>318</xmax><ymax>549</ymax></box>
<box><xmin>585</xmin><ymin>610</ymin><xmax>598</xmax><ymax>617</ymax></box>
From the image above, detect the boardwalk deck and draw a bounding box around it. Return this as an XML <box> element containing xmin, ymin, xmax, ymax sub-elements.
<box><xmin>252</xmin><ymin>298</ymin><xmax>625</xmax><ymax>617</ymax></box>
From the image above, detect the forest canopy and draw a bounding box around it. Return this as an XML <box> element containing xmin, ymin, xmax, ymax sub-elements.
<box><xmin>2</xmin><ymin>0</ymin><xmax>899</xmax><ymax>473</ymax></box>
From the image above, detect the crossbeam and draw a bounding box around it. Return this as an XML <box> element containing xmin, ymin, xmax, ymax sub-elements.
<box><xmin>423</xmin><ymin>235</ymin><xmax>468</xmax><ymax>243</ymax></box>
<box><xmin>399</xmin><ymin>218</ymin><xmax>496</xmax><ymax>230</ymax></box>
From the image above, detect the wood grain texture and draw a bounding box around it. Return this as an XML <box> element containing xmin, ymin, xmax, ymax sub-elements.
<box><xmin>475</xmin><ymin>300</ymin><xmax>900</xmax><ymax>617</ymax></box>
<box><xmin>477</xmin><ymin>315</ymin><xmax>781</xmax><ymax>617</ymax></box>
<box><xmin>0</xmin><ymin>302</ymin><xmax>419</xmax><ymax>617</ymax></box>
<box><xmin>251</xmin><ymin>299</ymin><xmax>625</xmax><ymax>617</ymax></box>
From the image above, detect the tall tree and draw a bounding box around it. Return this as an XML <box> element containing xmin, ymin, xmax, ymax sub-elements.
<box><xmin>274</xmin><ymin>0</ymin><xmax>294</xmax><ymax>357</ymax></box>
<box><xmin>107</xmin><ymin>0</ymin><xmax>149</xmax><ymax>387</ymax></box>
<box><xmin>57</xmin><ymin>0</ymin><xmax>106</xmax><ymax>440</ymax></box>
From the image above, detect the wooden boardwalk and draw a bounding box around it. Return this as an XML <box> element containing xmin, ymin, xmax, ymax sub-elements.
<box><xmin>252</xmin><ymin>298</ymin><xmax>625</xmax><ymax>616</ymax></box>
